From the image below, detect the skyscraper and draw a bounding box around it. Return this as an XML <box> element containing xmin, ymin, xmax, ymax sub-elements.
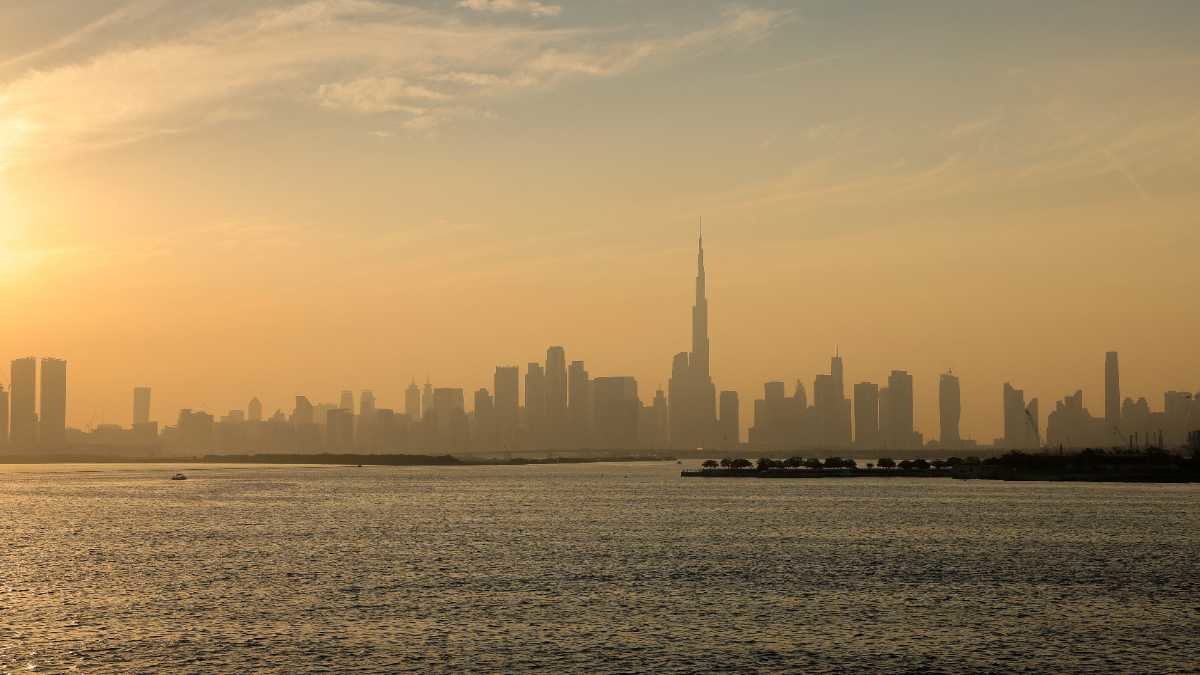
<box><xmin>293</xmin><ymin>395</ymin><xmax>314</xmax><ymax>426</ymax></box>
<box><xmin>339</xmin><ymin>390</ymin><xmax>354</xmax><ymax>413</ymax></box>
<box><xmin>831</xmin><ymin>354</ymin><xmax>844</xmax><ymax>400</ymax></box>
<box><xmin>545</xmin><ymin>346</ymin><xmax>567</xmax><ymax>446</ymax></box>
<box><xmin>494</xmin><ymin>366</ymin><xmax>520</xmax><ymax>450</ymax></box>
<box><xmin>39</xmin><ymin>358</ymin><xmax>67</xmax><ymax>449</ymax></box>
<box><xmin>326</xmin><ymin>408</ymin><xmax>354</xmax><ymax>450</ymax></box>
<box><xmin>1105</xmin><ymin>351</ymin><xmax>1121</xmax><ymax>434</ymax></box>
<box><xmin>472</xmin><ymin>388</ymin><xmax>495</xmax><ymax>450</ymax></box>
<box><xmin>0</xmin><ymin>385</ymin><xmax>8</xmax><ymax>446</ymax></box>
<box><xmin>814</xmin><ymin>355</ymin><xmax>851</xmax><ymax>448</ymax></box>
<box><xmin>9</xmin><ymin>358</ymin><xmax>36</xmax><ymax>449</ymax></box>
<box><xmin>432</xmin><ymin>387</ymin><xmax>467</xmax><ymax>450</ymax></box>
<box><xmin>525</xmin><ymin>363</ymin><xmax>546</xmax><ymax>448</ymax></box>
<box><xmin>358</xmin><ymin>390</ymin><xmax>377</xmax><ymax>449</ymax></box>
<box><xmin>1003</xmin><ymin>382</ymin><xmax>1039</xmax><ymax>449</ymax></box>
<box><xmin>939</xmin><ymin>372</ymin><xmax>961</xmax><ymax>449</ymax></box>
<box><xmin>405</xmin><ymin>379</ymin><xmax>421</xmax><ymax>420</ymax></box>
<box><xmin>567</xmin><ymin>360</ymin><xmax>591</xmax><ymax>448</ymax></box>
<box><xmin>668</xmin><ymin>228</ymin><xmax>717</xmax><ymax>449</ymax></box>
<box><xmin>718</xmin><ymin>390</ymin><xmax>739</xmax><ymax>449</ymax></box>
<box><xmin>884</xmin><ymin>370</ymin><xmax>916</xmax><ymax>449</ymax></box>
<box><xmin>593</xmin><ymin>377</ymin><xmax>639</xmax><ymax>450</ymax></box>
<box><xmin>853</xmin><ymin>382</ymin><xmax>879</xmax><ymax>449</ymax></box>
<box><xmin>247</xmin><ymin>397</ymin><xmax>263</xmax><ymax>422</ymax></box>
<box><xmin>133</xmin><ymin>387</ymin><xmax>152</xmax><ymax>426</ymax></box>
<box><xmin>422</xmin><ymin>378</ymin><xmax>434</xmax><ymax>419</ymax></box>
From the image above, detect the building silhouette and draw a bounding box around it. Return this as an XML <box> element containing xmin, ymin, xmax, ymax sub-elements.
<box><xmin>593</xmin><ymin>376</ymin><xmax>639</xmax><ymax>450</ymax></box>
<box><xmin>718</xmin><ymin>390</ymin><xmax>739</xmax><ymax>449</ymax></box>
<box><xmin>494</xmin><ymin>366</ymin><xmax>519</xmax><ymax>450</ymax></box>
<box><xmin>38</xmin><ymin>358</ymin><xmax>67</xmax><ymax>448</ymax></box>
<box><xmin>431</xmin><ymin>387</ymin><xmax>468</xmax><ymax>450</ymax></box>
<box><xmin>567</xmin><ymin>360</ymin><xmax>592</xmax><ymax>448</ymax></box>
<box><xmin>326</xmin><ymin>408</ymin><xmax>354</xmax><ymax>450</ymax></box>
<box><xmin>525</xmin><ymin>362</ymin><xmax>546</xmax><ymax>448</ymax></box>
<box><xmin>668</xmin><ymin>229</ymin><xmax>717</xmax><ymax>450</ymax></box>
<box><xmin>405</xmin><ymin>379</ymin><xmax>421</xmax><ymax>421</ymax></box>
<box><xmin>0</xmin><ymin>384</ymin><xmax>8</xmax><ymax>447</ymax></box>
<box><xmin>176</xmin><ymin>408</ymin><xmax>214</xmax><ymax>451</ymax></box>
<box><xmin>853</xmin><ymin>382</ymin><xmax>879</xmax><ymax>449</ymax></box>
<box><xmin>472</xmin><ymin>388</ymin><xmax>494</xmax><ymax>450</ymax></box>
<box><xmin>939</xmin><ymin>371</ymin><xmax>961</xmax><ymax>449</ymax></box>
<box><xmin>1105</xmin><ymin>351</ymin><xmax>1121</xmax><ymax>437</ymax></box>
<box><xmin>814</xmin><ymin>355</ymin><xmax>852</xmax><ymax>448</ymax></box>
<box><xmin>650</xmin><ymin>388</ymin><xmax>670</xmax><ymax>448</ymax></box>
<box><xmin>133</xmin><ymin>387</ymin><xmax>152</xmax><ymax>426</ymax></box>
<box><xmin>545</xmin><ymin>346</ymin><xmax>567</xmax><ymax>447</ymax></box>
<box><xmin>248</xmin><ymin>397</ymin><xmax>263</xmax><ymax>423</ymax></box>
<box><xmin>881</xmin><ymin>370</ymin><xmax>919</xmax><ymax>449</ymax></box>
<box><xmin>293</xmin><ymin>396</ymin><xmax>314</xmax><ymax>426</ymax></box>
<box><xmin>421</xmin><ymin>378</ymin><xmax>434</xmax><ymax>419</ymax></box>
<box><xmin>9</xmin><ymin>358</ymin><xmax>37</xmax><ymax>449</ymax></box>
<box><xmin>1002</xmin><ymin>382</ymin><xmax>1039</xmax><ymax>449</ymax></box>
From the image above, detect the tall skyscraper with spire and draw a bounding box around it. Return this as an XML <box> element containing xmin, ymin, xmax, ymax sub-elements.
<box><xmin>669</xmin><ymin>224</ymin><xmax>717</xmax><ymax>449</ymax></box>
<box><xmin>691</xmin><ymin>225</ymin><xmax>710</xmax><ymax>380</ymax></box>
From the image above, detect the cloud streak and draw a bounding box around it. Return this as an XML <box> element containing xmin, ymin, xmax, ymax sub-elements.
<box><xmin>457</xmin><ymin>0</ymin><xmax>562</xmax><ymax>18</ymax></box>
<box><xmin>0</xmin><ymin>1</ymin><xmax>785</xmax><ymax>164</ymax></box>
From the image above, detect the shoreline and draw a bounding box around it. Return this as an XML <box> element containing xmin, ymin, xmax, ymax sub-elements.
<box><xmin>0</xmin><ymin>452</ymin><xmax>676</xmax><ymax>467</ymax></box>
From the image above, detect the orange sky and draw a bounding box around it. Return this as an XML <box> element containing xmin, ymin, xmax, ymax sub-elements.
<box><xmin>1</xmin><ymin>1</ymin><xmax>1198</xmax><ymax>441</ymax></box>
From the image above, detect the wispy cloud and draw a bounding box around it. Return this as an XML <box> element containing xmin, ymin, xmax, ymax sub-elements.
<box><xmin>457</xmin><ymin>0</ymin><xmax>562</xmax><ymax>19</ymax></box>
<box><xmin>0</xmin><ymin>1</ymin><xmax>786</xmax><ymax>164</ymax></box>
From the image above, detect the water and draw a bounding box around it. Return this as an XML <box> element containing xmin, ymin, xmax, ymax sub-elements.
<box><xmin>1</xmin><ymin>462</ymin><xmax>1196</xmax><ymax>673</ymax></box>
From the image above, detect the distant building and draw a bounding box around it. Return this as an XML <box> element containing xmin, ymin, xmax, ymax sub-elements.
<box><xmin>405</xmin><ymin>379</ymin><xmax>421</xmax><ymax>421</ymax></box>
<box><xmin>421</xmin><ymin>379</ymin><xmax>434</xmax><ymax>419</ymax></box>
<box><xmin>881</xmin><ymin>370</ymin><xmax>919</xmax><ymax>449</ymax></box>
<box><xmin>339</xmin><ymin>390</ymin><xmax>354</xmax><ymax>413</ymax></box>
<box><xmin>545</xmin><ymin>346</ymin><xmax>567</xmax><ymax>447</ymax></box>
<box><xmin>668</xmin><ymin>230</ymin><xmax>717</xmax><ymax>450</ymax></box>
<box><xmin>0</xmin><ymin>384</ymin><xmax>8</xmax><ymax>446</ymax></box>
<box><xmin>293</xmin><ymin>396</ymin><xmax>314</xmax><ymax>426</ymax></box>
<box><xmin>567</xmin><ymin>360</ymin><xmax>592</xmax><ymax>448</ymax></box>
<box><xmin>525</xmin><ymin>363</ymin><xmax>546</xmax><ymax>448</ymax></box>
<box><xmin>593</xmin><ymin>377</ymin><xmax>639</xmax><ymax>450</ymax></box>
<box><xmin>10</xmin><ymin>357</ymin><xmax>37</xmax><ymax>449</ymax></box>
<box><xmin>177</xmin><ymin>409</ymin><xmax>214</xmax><ymax>451</ymax></box>
<box><xmin>326</xmin><ymin>408</ymin><xmax>355</xmax><ymax>450</ymax></box>
<box><xmin>651</xmin><ymin>388</ymin><xmax>670</xmax><ymax>449</ymax></box>
<box><xmin>1105</xmin><ymin>351</ymin><xmax>1121</xmax><ymax>436</ymax></box>
<box><xmin>358</xmin><ymin>390</ymin><xmax>376</xmax><ymax>449</ymax></box>
<box><xmin>1047</xmin><ymin>390</ymin><xmax>1109</xmax><ymax>449</ymax></box>
<box><xmin>1002</xmin><ymin>382</ymin><xmax>1039</xmax><ymax>449</ymax></box>
<box><xmin>431</xmin><ymin>387</ymin><xmax>468</xmax><ymax>451</ymax></box>
<box><xmin>939</xmin><ymin>372</ymin><xmax>961</xmax><ymax>449</ymax></box>
<box><xmin>247</xmin><ymin>397</ymin><xmax>263</xmax><ymax>423</ymax></box>
<box><xmin>473</xmin><ymin>388</ymin><xmax>495</xmax><ymax>450</ymax></box>
<box><xmin>133</xmin><ymin>387</ymin><xmax>152</xmax><ymax>426</ymax></box>
<box><xmin>853</xmin><ymin>382</ymin><xmax>879</xmax><ymax>449</ymax></box>
<box><xmin>39</xmin><ymin>358</ymin><xmax>67</xmax><ymax>449</ymax></box>
<box><xmin>813</xmin><ymin>355</ymin><xmax>851</xmax><ymax>448</ymax></box>
<box><xmin>1163</xmin><ymin>391</ymin><xmax>1195</xmax><ymax>448</ymax></box>
<box><xmin>718</xmin><ymin>390</ymin><xmax>739</xmax><ymax>449</ymax></box>
<box><xmin>494</xmin><ymin>366</ymin><xmax>519</xmax><ymax>450</ymax></box>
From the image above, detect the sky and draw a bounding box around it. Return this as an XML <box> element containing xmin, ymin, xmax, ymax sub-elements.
<box><xmin>1</xmin><ymin>0</ymin><xmax>1198</xmax><ymax>442</ymax></box>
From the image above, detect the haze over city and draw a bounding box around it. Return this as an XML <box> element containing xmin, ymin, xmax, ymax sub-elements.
<box><xmin>2</xmin><ymin>1</ymin><xmax>1198</xmax><ymax>442</ymax></box>
<box><xmin>3</xmin><ymin>3</ymin><xmax>1200</xmax><ymax>674</ymax></box>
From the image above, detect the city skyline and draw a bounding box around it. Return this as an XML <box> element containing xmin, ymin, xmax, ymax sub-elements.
<box><xmin>2</xmin><ymin>1</ymin><xmax>1199</xmax><ymax>444</ymax></box>
<box><xmin>2</xmin><ymin>232</ymin><xmax>1196</xmax><ymax>452</ymax></box>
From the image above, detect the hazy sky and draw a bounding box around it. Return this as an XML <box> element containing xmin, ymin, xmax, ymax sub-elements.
<box><xmin>1</xmin><ymin>0</ymin><xmax>1198</xmax><ymax>442</ymax></box>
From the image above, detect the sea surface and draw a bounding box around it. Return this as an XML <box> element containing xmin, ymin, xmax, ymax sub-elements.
<box><xmin>0</xmin><ymin>462</ymin><xmax>1196</xmax><ymax>673</ymax></box>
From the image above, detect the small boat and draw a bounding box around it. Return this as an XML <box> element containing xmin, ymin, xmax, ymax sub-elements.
<box><xmin>171</xmin><ymin>473</ymin><xmax>187</xmax><ymax>481</ymax></box>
